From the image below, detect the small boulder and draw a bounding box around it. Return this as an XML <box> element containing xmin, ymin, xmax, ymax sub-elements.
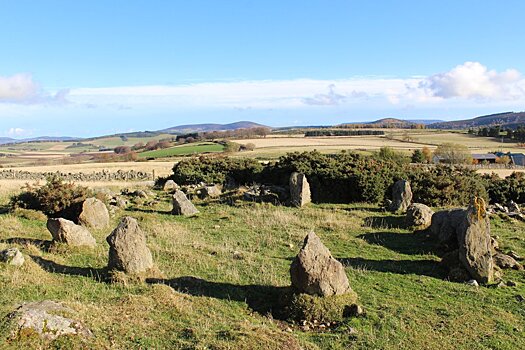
<box><xmin>172</xmin><ymin>190</ymin><xmax>199</xmax><ymax>216</ymax></box>
<box><xmin>78</xmin><ymin>198</ymin><xmax>110</xmax><ymax>229</ymax></box>
<box><xmin>0</xmin><ymin>248</ymin><xmax>25</xmax><ymax>266</ymax></box>
<box><xmin>289</xmin><ymin>172</ymin><xmax>312</xmax><ymax>207</ymax></box>
<box><xmin>493</xmin><ymin>252</ymin><xmax>524</xmax><ymax>270</ymax></box>
<box><xmin>389</xmin><ymin>180</ymin><xmax>412</xmax><ymax>213</ymax></box>
<box><xmin>106</xmin><ymin>216</ymin><xmax>154</xmax><ymax>274</ymax></box>
<box><xmin>4</xmin><ymin>301</ymin><xmax>92</xmax><ymax>340</ymax></box>
<box><xmin>457</xmin><ymin>197</ymin><xmax>494</xmax><ymax>284</ymax></box>
<box><xmin>200</xmin><ymin>185</ymin><xmax>222</xmax><ymax>199</ymax></box>
<box><xmin>47</xmin><ymin>218</ymin><xmax>97</xmax><ymax>247</ymax></box>
<box><xmin>163</xmin><ymin>179</ymin><xmax>179</xmax><ymax>192</ymax></box>
<box><xmin>405</xmin><ymin>203</ymin><xmax>434</xmax><ymax>229</ymax></box>
<box><xmin>508</xmin><ymin>200</ymin><xmax>520</xmax><ymax>213</ymax></box>
<box><xmin>290</xmin><ymin>231</ymin><xmax>351</xmax><ymax>296</ymax></box>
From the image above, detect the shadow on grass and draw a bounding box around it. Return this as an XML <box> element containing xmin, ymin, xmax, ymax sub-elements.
<box><xmin>357</xmin><ymin>231</ymin><xmax>441</xmax><ymax>256</ymax></box>
<box><xmin>339</xmin><ymin>257</ymin><xmax>444</xmax><ymax>279</ymax></box>
<box><xmin>30</xmin><ymin>255</ymin><xmax>108</xmax><ymax>282</ymax></box>
<box><xmin>126</xmin><ymin>208</ymin><xmax>173</xmax><ymax>215</ymax></box>
<box><xmin>364</xmin><ymin>216</ymin><xmax>407</xmax><ymax>229</ymax></box>
<box><xmin>147</xmin><ymin>276</ymin><xmax>289</xmax><ymax>318</ymax></box>
<box><xmin>0</xmin><ymin>237</ymin><xmax>53</xmax><ymax>251</ymax></box>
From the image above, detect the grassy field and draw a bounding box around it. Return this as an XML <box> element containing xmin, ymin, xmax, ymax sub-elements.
<box><xmin>138</xmin><ymin>142</ymin><xmax>225</xmax><ymax>159</ymax></box>
<box><xmin>0</xmin><ymin>183</ymin><xmax>524</xmax><ymax>349</ymax></box>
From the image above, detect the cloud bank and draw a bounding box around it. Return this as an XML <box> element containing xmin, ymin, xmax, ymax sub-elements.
<box><xmin>0</xmin><ymin>73</ymin><xmax>69</xmax><ymax>104</ymax></box>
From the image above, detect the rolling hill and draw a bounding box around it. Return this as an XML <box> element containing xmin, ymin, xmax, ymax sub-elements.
<box><xmin>160</xmin><ymin>121</ymin><xmax>269</xmax><ymax>134</ymax></box>
<box><xmin>429</xmin><ymin>112</ymin><xmax>525</xmax><ymax>129</ymax></box>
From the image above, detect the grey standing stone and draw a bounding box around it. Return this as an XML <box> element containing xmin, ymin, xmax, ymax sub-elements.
<box><xmin>78</xmin><ymin>198</ymin><xmax>110</xmax><ymax>229</ymax></box>
<box><xmin>0</xmin><ymin>248</ymin><xmax>25</xmax><ymax>266</ymax></box>
<box><xmin>429</xmin><ymin>208</ymin><xmax>467</xmax><ymax>247</ymax></box>
<box><xmin>405</xmin><ymin>203</ymin><xmax>434</xmax><ymax>229</ymax></box>
<box><xmin>4</xmin><ymin>301</ymin><xmax>92</xmax><ymax>340</ymax></box>
<box><xmin>47</xmin><ymin>218</ymin><xmax>97</xmax><ymax>247</ymax></box>
<box><xmin>106</xmin><ymin>216</ymin><xmax>153</xmax><ymax>274</ymax></box>
<box><xmin>290</xmin><ymin>231</ymin><xmax>351</xmax><ymax>296</ymax></box>
<box><xmin>172</xmin><ymin>190</ymin><xmax>199</xmax><ymax>216</ymax></box>
<box><xmin>389</xmin><ymin>180</ymin><xmax>412</xmax><ymax>213</ymax></box>
<box><xmin>163</xmin><ymin>179</ymin><xmax>179</xmax><ymax>192</ymax></box>
<box><xmin>457</xmin><ymin>198</ymin><xmax>494</xmax><ymax>284</ymax></box>
<box><xmin>200</xmin><ymin>185</ymin><xmax>222</xmax><ymax>199</ymax></box>
<box><xmin>289</xmin><ymin>172</ymin><xmax>312</xmax><ymax>207</ymax></box>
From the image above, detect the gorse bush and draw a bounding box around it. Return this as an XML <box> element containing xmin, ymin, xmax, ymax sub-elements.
<box><xmin>170</xmin><ymin>151</ymin><xmax>523</xmax><ymax>207</ymax></box>
<box><xmin>10</xmin><ymin>175</ymin><xmax>92</xmax><ymax>218</ymax></box>
<box><xmin>172</xmin><ymin>156</ymin><xmax>263</xmax><ymax>185</ymax></box>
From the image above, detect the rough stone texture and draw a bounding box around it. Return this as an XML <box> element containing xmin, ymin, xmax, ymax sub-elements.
<box><xmin>457</xmin><ymin>198</ymin><xmax>494</xmax><ymax>284</ymax></box>
<box><xmin>405</xmin><ymin>203</ymin><xmax>434</xmax><ymax>229</ymax></box>
<box><xmin>47</xmin><ymin>218</ymin><xmax>97</xmax><ymax>247</ymax></box>
<box><xmin>200</xmin><ymin>185</ymin><xmax>222</xmax><ymax>199</ymax></box>
<box><xmin>429</xmin><ymin>208</ymin><xmax>467</xmax><ymax>247</ymax></box>
<box><xmin>289</xmin><ymin>172</ymin><xmax>312</xmax><ymax>207</ymax></box>
<box><xmin>163</xmin><ymin>179</ymin><xmax>179</xmax><ymax>192</ymax></box>
<box><xmin>106</xmin><ymin>216</ymin><xmax>154</xmax><ymax>274</ymax></box>
<box><xmin>172</xmin><ymin>190</ymin><xmax>199</xmax><ymax>216</ymax></box>
<box><xmin>290</xmin><ymin>231</ymin><xmax>351</xmax><ymax>296</ymax></box>
<box><xmin>493</xmin><ymin>252</ymin><xmax>524</xmax><ymax>270</ymax></box>
<box><xmin>0</xmin><ymin>248</ymin><xmax>25</xmax><ymax>266</ymax></box>
<box><xmin>4</xmin><ymin>301</ymin><xmax>92</xmax><ymax>340</ymax></box>
<box><xmin>389</xmin><ymin>180</ymin><xmax>412</xmax><ymax>213</ymax></box>
<box><xmin>78</xmin><ymin>198</ymin><xmax>110</xmax><ymax>229</ymax></box>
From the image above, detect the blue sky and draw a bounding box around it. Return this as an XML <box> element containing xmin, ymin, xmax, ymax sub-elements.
<box><xmin>1</xmin><ymin>1</ymin><xmax>525</xmax><ymax>137</ymax></box>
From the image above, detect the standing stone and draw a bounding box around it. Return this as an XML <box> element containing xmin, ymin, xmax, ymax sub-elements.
<box><xmin>429</xmin><ymin>208</ymin><xmax>467</xmax><ymax>247</ymax></box>
<box><xmin>47</xmin><ymin>218</ymin><xmax>97</xmax><ymax>247</ymax></box>
<box><xmin>172</xmin><ymin>190</ymin><xmax>199</xmax><ymax>216</ymax></box>
<box><xmin>0</xmin><ymin>248</ymin><xmax>25</xmax><ymax>266</ymax></box>
<box><xmin>457</xmin><ymin>197</ymin><xmax>494</xmax><ymax>284</ymax></box>
<box><xmin>163</xmin><ymin>179</ymin><xmax>179</xmax><ymax>192</ymax></box>
<box><xmin>106</xmin><ymin>216</ymin><xmax>153</xmax><ymax>274</ymax></box>
<box><xmin>78</xmin><ymin>198</ymin><xmax>110</xmax><ymax>229</ymax></box>
<box><xmin>290</xmin><ymin>231</ymin><xmax>351</xmax><ymax>296</ymax></box>
<box><xmin>405</xmin><ymin>203</ymin><xmax>434</xmax><ymax>229</ymax></box>
<box><xmin>4</xmin><ymin>301</ymin><xmax>92</xmax><ymax>341</ymax></box>
<box><xmin>389</xmin><ymin>180</ymin><xmax>412</xmax><ymax>213</ymax></box>
<box><xmin>289</xmin><ymin>172</ymin><xmax>311</xmax><ymax>207</ymax></box>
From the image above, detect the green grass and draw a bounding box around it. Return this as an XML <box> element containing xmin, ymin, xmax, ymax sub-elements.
<box><xmin>0</xmin><ymin>191</ymin><xmax>524</xmax><ymax>349</ymax></box>
<box><xmin>138</xmin><ymin>142</ymin><xmax>225</xmax><ymax>159</ymax></box>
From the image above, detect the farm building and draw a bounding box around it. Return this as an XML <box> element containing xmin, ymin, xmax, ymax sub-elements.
<box><xmin>432</xmin><ymin>153</ymin><xmax>498</xmax><ymax>164</ymax></box>
<box><xmin>495</xmin><ymin>152</ymin><xmax>525</xmax><ymax>166</ymax></box>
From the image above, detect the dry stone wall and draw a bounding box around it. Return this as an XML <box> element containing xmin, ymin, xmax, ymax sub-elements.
<box><xmin>0</xmin><ymin>169</ymin><xmax>153</xmax><ymax>182</ymax></box>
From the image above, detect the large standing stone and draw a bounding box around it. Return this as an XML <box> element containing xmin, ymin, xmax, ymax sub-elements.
<box><xmin>106</xmin><ymin>216</ymin><xmax>153</xmax><ymax>274</ymax></box>
<box><xmin>47</xmin><ymin>218</ymin><xmax>97</xmax><ymax>247</ymax></box>
<box><xmin>389</xmin><ymin>180</ymin><xmax>412</xmax><ymax>213</ymax></box>
<box><xmin>0</xmin><ymin>248</ymin><xmax>25</xmax><ymax>266</ymax></box>
<box><xmin>172</xmin><ymin>190</ymin><xmax>199</xmax><ymax>216</ymax></box>
<box><xmin>4</xmin><ymin>301</ymin><xmax>92</xmax><ymax>340</ymax></box>
<box><xmin>405</xmin><ymin>203</ymin><xmax>434</xmax><ymax>229</ymax></box>
<box><xmin>429</xmin><ymin>208</ymin><xmax>467</xmax><ymax>247</ymax></box>
<box><xmin>457</xmin><ymin>197</ymin><xmax>494</xmax><ymax>283</ymax></box>
<box><xmin>290</xmin><ymin>231</ymin><xmax>351</xmax><ymax>296</ymax></box>
<box><xmin>289</xmin><ymin>172</ymin><xmax>312</xmax><ymax>207</ymax></box>
<box><xmin>78</xmin><ymin>198</ymin><xmax>110</xmax><ymax>229</ymax></box>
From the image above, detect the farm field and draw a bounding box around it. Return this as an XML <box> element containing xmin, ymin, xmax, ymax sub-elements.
<box><xmin>0</xmin><ymin>187</ymin><xmax>524</xmax><ymax>349</ymax></box>
<box><xmin>138</xmin><ymin>142</ymin><xmax>225</xmax><ymax>159</ymax></box>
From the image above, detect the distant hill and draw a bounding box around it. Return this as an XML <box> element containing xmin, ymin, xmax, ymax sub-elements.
<box><xmin>160</xmin><ymin>121</ymin><xmax>269</xmax><ymax>134</ymax></box>
<box><xmin>429</xmin><ymin>112</ymin><xmax>525</xmax><ymax>129</ymax></box>
<box><xmin>0</xmin><ymin>136</ymin><xmax>79</xmax><ymax>145</ymax></box>
<box><xmin>340</xmin><ymin>118</ymin><xmax>425</xmax><ymax>128</ymax></box>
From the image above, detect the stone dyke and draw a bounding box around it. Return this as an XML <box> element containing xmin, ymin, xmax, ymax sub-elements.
<box><xmin>0</xmin><ymin>169</ymin><xmax>153</xmax><ymax>182</ymax></box>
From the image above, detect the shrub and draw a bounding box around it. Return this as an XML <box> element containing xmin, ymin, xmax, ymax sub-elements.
<box><xmin>484</xmin><ymin>172</ymin><xmax>525</xmax><ymax>204</ymax></box>
<box><xmin>433</xmin><ymin>143</ymin><xmax>472</xmax><ymax>164</ymax></box>
<box><xmin>10</xmin><ymin>176</ymin><xmax>92</xmax><ymax>219</ymax></box>
<box><xmin>114</xmin><ymin>146</ymin><xmax>131</xmax><ymax>154</ymax></box>
<box><xmin>172</xmin><ymin>156</ymin><xmax>263</xmax><ymax>185</ymax></box>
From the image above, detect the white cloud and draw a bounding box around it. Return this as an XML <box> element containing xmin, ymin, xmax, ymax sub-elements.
<box><xmin>0</xmin><ymin>73</ymin><xmax>69</xmax><ymax>104</ymax></box>
<box><xmin>419</xmin><ymin>61</ymin><xmax>525</xmax><ymax>100</ymax></box>
<box><xmin>7</xmin><ymin>127</ymin><xmax>30</xmax><ymax>137</ymax></box>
